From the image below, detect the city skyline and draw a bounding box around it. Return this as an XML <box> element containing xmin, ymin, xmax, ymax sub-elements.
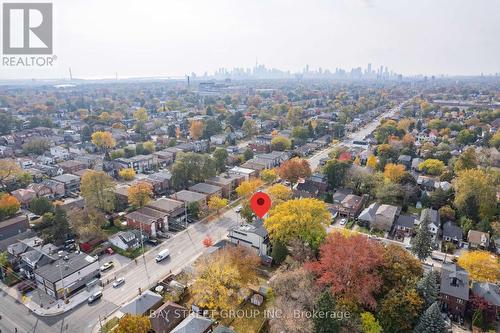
<box><xmin>1</xmin><ymin>0</ymin><xmax>499</xmax><ymax>80</ymax></box>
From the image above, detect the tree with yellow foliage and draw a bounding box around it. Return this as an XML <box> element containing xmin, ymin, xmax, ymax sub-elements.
<box><xmin>264</xmin><ymin>198</ymin><xmax>330</xmax><ymax>249</ymax></box>
<box><xmin>189</xmin><ymin>120</ymin><xmax>204</xmax><ymax>140</ymax></box>
<box><xmin>80</xmin><ymin>170</ymin><xmax>116</xmax><ymax>212</ymax></box>
<box><xmin>366</xmin><ymin>155</ymin><xmax>378</xmax><ymax>170</ymax></box>
<box><xmin>116</xmin><ymin>314</ymin><xmax>151</xmax><ymax>333</ymax></box>
<box><xmin>91</xmin><ymin>131</ymin><xmax>116</xmax><ymax>151</ymax></box>
<box><xmin>127</xmin><ymin>181</ymin><xmax>153</xmax><ymax>208</ymax></box>
<box><xmin>191</xmin><ymin>246</ymin><xmax>259</xmax><ymax>311</ymax></box>
<box><xmin>418</xmin><ymin>159</ymin><xmax>445</xmax><ymax>176</ymax></box>
<box><xmin>453</xmin><ymin>169</ymin><xmax>496</xmax><ymax>221</ymax></box>
<box><xmin>98</xmin><ymin>111</ymin><xmax>111</xmax><ymax>123</ymax></box>
<box><xmin>383</xmin><ymin>163</ymin><xmax>406</xmax><ymax>183</ymax></box>
<box><xmin>119</xmin><ymin>168</ymin><xmax>136</xmax><ymax>181</ymax></box>
<box><xmin>0</xmin><ymin>159</ymin><xmax>22</xmax><ymax>188</ymax></box>
<box><xmin>260</xmin><ymin>169</ymin><xmax>277</xmax><ymax>184</ymax></box>
<box><xmin>208</xmin><ymin>195</ymin><xmax>229</xmax><ymax>215</ymax></box>
<box><xmin>457</xmin><ymin>251</ymin><xmax>500</xmax><ymax>282</ymax></box>
<box><xmin>133</xmin><ymin>108</ymin><xmax>148</xmax><ymax>122</ymax></box>
<box><xmin>236</xmin><ymin>179</ymin><xmax>263</xmax><ymax>198</ymax></box>
<box><xmin>266</xmin><ymin>184</ymin><xmax>292</xmax><ymax>203</ymax></box>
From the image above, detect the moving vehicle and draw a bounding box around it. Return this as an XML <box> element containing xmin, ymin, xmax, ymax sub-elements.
<box><xmin>112</xmin><ymin>277</ymin><xmax>125</xmax><ymax>288</ymax></box>
<box><xmin>87</xmin><ymin>290</ymin><xmax>102</xmax><ymax>304</ymax></box>
<box><xmin>99</xmin><ymin>261</ymin><xmax>114</xmax><ymax>271</ymax></box>
<box><xmin>155</xmin><ymin>249</ymin><xmax>170</xmax><ymax>262</ymax></box>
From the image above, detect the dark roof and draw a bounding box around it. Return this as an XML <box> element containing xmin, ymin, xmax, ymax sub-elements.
<box><xmin>471</xmin><ymin>282</ymin><xmax>500</xmax><ymax>306</ymax></box>
<box><xmin>150</xmin><ymin>302</ymin><xmax>188</xmax><ymax>333</ymax></box>
<box><xmin>34</xmin><ymin>252</ymin><xmax>98</xmax><ymax>283</ymax></box>
<box><xmin>440</xmin><ymin>263</ymin><xmax>469</xmax><ymax>301</ymax></box>
<box><xmin>171</xmin><ymin>190</ymin><xmax>206</xmax><ymax>203</ymax></box>
<box><xmin>0</xmin><ymin>214</ymin><xmax>30</xmax><ymax>241</ymax></box>
<box><xmin>120</xmin><ymin>290</ymin><xmax>163</xmax><ymax>315</ymax></box>
<box><xmin>332</xmin><ymin>188</ymin><xmax>353</xmax><ymax>203</ymax></box>
<box><xmin>442</xmin><ymin>221</ymin><xmax>463</xmax><ymax>241</ymax></box>
<box><xmin>188</xmin><ymin>183</ymin><xmax>222</xmax><ymax>195</ymax></box>
<box><xmin>395</xmin><ymin>214</ymin><xmax>418</xmax><ymax>229</ymax></box>
<box><xmin>147</xmin><ymin>198</ymin><xmax>184</xmax><ymax>214</ymax></box>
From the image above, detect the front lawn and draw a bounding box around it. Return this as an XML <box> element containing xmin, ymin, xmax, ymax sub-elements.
<box><xmin>110</xmin><ymin>245</ymin><xmax>145</xmax><ymax>259</ymax></box>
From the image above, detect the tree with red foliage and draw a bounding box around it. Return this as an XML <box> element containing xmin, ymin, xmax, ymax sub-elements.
<box><xmin>202</xmin><ymin>235</ymin><xmax>213</xmax><ymax>247</ymax></box>
<box><xmin>278</xmin><ymin>157</ymin><xmax>311</xmax><ymax>187</ymax></box>
<box><xmin>305</xmin><ymin>232</ymin><xmax>384</xmax><ymax>309</ymax></box>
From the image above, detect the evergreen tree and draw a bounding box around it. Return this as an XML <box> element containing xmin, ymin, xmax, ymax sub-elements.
<box><xmin>413</xmin><ymin>302</ymin><xmax>445</xmax><ymax>333</ymax></box>
<box><xmin>271</xmin><ymin>240</ymin><xmax>288</xmax><ymax>265</ymax></box>
<box><xmin>411</xmin><ymin>216</ymin><xmax>433</xmax><ymax>261</ymax></box>
<box><xmin>314</xmin><ymin>291</ymin><xmax>340</xmax><ymax>333</ymax></box>
<box><xmin>416</xmin><ymin>271</ymin><xmax>438</xmax><ymax>309</ymax></box>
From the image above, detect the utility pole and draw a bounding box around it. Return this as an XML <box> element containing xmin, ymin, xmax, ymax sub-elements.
<box><xmin>139</xmin><ymin>220</ymin><xmax>150</xmax><ymax>286</ymax></box>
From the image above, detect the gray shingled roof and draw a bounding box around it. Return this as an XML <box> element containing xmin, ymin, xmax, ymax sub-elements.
<box><xmin>171</xmin><ymin>313</ymin><xmax>213</xmax><ymax>333</ymax></box>
<box><xmin>440</xmin><ymin>263</ymin><xmax>469</xmax><ymax>301</ymax></box>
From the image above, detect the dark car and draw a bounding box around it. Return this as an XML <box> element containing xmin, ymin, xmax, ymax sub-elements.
<box><xmin>17</xmin><ymin>281</ymin><xmax>35</xmax><ymax>293</ymax></box>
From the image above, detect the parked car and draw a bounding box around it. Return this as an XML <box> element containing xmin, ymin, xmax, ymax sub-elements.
<box><xmin>87</xmin><ymin>290</ymin><xmax>103</xmax><ymax>304</ymax></box>
<box><xmin>100</xmin><ymin>261</ymin><xmax>114</xmax><ymax>271</ymax></box>
<box><xmin>112</xmin><ymin>277</ymin><xmax>125</xmax><ymax>288</ymax></box>
<box><xmin>339</xmin><ymin>218</ymin><xmax>347</xmax><ymax>226</ymax></box>
<box><xmin>235</xmin><ymin>205</ymin><xmax>242</xmax><ymax>213</ymax></box>
<box><xmin>147</xmin><ymin>239</ymin><xmax>159</xmax><ymax>246</ymax></box>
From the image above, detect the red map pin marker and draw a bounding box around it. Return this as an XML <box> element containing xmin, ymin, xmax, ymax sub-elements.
<box><xmin>250</xmin><ymin>192</ymin><xmax>272</xmax><ymax>218</ymax></box>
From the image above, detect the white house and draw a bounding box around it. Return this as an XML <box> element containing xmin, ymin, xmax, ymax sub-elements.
<box><xmin>108</xmin><ymin>231</ymin><xmax>140</xmax><ymax>251</ymax></box>
<box><xmin>228</xmin><ymin>220</ymin><xmax>269</xmax><ymax>256</ymax></box>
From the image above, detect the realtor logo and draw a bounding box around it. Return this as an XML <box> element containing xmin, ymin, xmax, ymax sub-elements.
<box><xmin>2</xmin><ymin>3</ymin><xmax>53</xmax><ymax>54</ymax></box>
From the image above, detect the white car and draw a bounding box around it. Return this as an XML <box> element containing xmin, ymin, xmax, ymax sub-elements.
<box><xmin>339</xmin><ymin>218</ymin><xmax>348</xmax><ymax>226</ymax></box>
<box><xmin>235</xmin><ymin>205</ymin><xmax>242</xmax><ymax>213</ymax></box>
<box><xmin>112</xmin><ymin>277</ymin><xmax>125</xmax><ymax>288</ymax></box>
<box><xmin>99</xmin><ymin>262</ymin><xmax>114</xmax><ymax>272</ymax></box>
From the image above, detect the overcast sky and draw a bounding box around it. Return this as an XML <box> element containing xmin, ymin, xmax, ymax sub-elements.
<box><xmin>2</xmin><ymin>0</ymin><xmax>500</xmax><ymax>79</ymax></box>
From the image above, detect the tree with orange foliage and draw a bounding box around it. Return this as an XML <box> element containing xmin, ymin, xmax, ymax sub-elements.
<box><xmin>278</xmin><ymin>157</ymin><xmax>311</xmax><ymax>186</ymax></box>
<box><xmin>202</xmin><ymin>235</ymin><xmax>214</xmax><ymax>247</ymax></box>
<box><xmin>383</xmin><ymin>163</ymin><xmax>406</xmax><ymax>183</ymax></box>
<box><xmin>0</xmin><ymin>194</ymin><xmax>20</xmax><ymax>220</ymax></box>
<box><xmin>189</xmin><ymin>120</ymin><xmax>204</xmax><ymax>140</ymax></box>
<box><xmin>305</xmin><ymin>232</ymin><xmax>384</xmax><ymax>309</ymax></box>
<box><xmin>127</xmin><ymin>181</ymin><xmax>153</xmax><ymax>208</ymax></box>
<box><xmin>116</xmin><ymin>314</ymin><xmax>151</xmax><ymax>333</ymax></box>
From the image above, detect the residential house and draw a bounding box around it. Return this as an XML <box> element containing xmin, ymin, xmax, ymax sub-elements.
<box><xmin>228</xmin><ymin>219</ymin><xmax>270</xmax><ymax>256</ymax></box>
<box><xmin>29</xmin><ymin>179</ymin><xmax>65</xmax><ymax>199</ymax></box>
<box><xmin>188</xmin><ymin>183</ymin><xmax>223</xmax><ymax>200</ymax></box>
<box><xmin>108</xmin><ymin>231</ymin><xmax>140</xmax><ymax>250</ymax></box>
<box><xmin>170</xmin><ymin>190</ymin><xmax>207</xmax><ymax>210</ymax></box>
<box><xmin>114</xmin><ymin>154</ymin><xmax>159</xmax><ymax>174</ymax></box>
<box><xmin>171</xmin><ymin>313</ymin><xmax>213</xmax><ymax>333</ymax></box>
<box><xmin>146</xmin><ymin>198</ymin><xmax>186</xmax><ymax>230</ymax></box>
<box><xmin>126</xmin><ymin>207</ymin><xmax>168</xmax><ymax>237</ymax></box>
<box><xmin>119</xmin><ymin>290</ymin><xmax>163</xmax><ymax>316</ymax></box>
<box><xmin>153</xmin><ymin>150</ymin><xmax>175</xmax><ymax>167</ymax></box>
<box><xmin>145</xmin><ymin>171</ymin><xmax>172</xmax><ymax>195</ymax></box>
<box><xmin>419</xmin><ymin>208</ymin><xmax>441</xmax><ymax>241</ymax></box>
<box><xmin>11</xmin><ymin>188</ymin><xmax>36</xmax><ymax>208</ymax></box>
<box><xmin>210</xmin><ymin>134</ymin><xmax>227</xmax><ymax>145</ymax></box>
<box><xmin>398</xmin><ymin>155</ymin><xmax>412</xmax><ymax>169</ymax></box>
<box><xmin>439</xmin><ymin>263</ymin><xmax>469</xmax><ymax>319</ymax></box>
<box><xmin>34</xmin><ymin>252</ymin><xmax>100</xmax><ymax>299</ymax></box>
<box><xmin>150</xmin><ymin>302</ymin><xmax>188</xmax><ymax>333</ymax></box>
<box><xmin>205</xmin><ymin>175</ymin><xmax>234</xmax><ymax>199</ymax></box>
<box><xmin>393</xmin><ymin>214</ymin><xmax>419</xmax><ymax>239</ymax></box>
<box><xmin>0</xmin><ymin>215</ymin><xmax>30</xmax><ymax>251</ymax></box>
<box><xmin>57</xmin><ymin>160</ymin><xmax>87</xmax><ymax>174</ymax></box>
<box><xmin>228</xmin><ymin>166</ymin><xmax>258</xmax><ymax>180</ymax></box>
<box><xmin>358</xmin><ymin>203</ymin><xmax>400</xmax><ymax>232</ymax></box>
<box><xmin>442</xmin><ymin>222</ymin><xmax>463</xmax><ymax>245</ymax></box>
<box><xmin>467</xmin><ymin>230</ymin><xmax>490</xmax><ymax>249</ymax></box>
<box><xmin>333</xmin><ymin>194</ymin><xmax>366</xmax><ymax>218</ymax></box>
<box><xmin>52</xmin><ymin>174</ymin><xmax>80</xmax><ymax>196</ymax></box>
<box><xmin>471</xmin><ymin>282</ymin><xmax>500</xmax><ymax>319</ymax></box>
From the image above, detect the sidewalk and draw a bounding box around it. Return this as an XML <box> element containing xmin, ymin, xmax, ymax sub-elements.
<box><xmin>0</xmin><ymin>280</ymin><xmax>102</xmax><ymax>316</ymax></box>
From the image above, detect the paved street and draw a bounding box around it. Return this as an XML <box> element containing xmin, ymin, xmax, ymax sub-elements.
<box><xmin>0</xmin><ymin>102</ymin><xmax>406</xmax><ymax>333</ymax></box>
